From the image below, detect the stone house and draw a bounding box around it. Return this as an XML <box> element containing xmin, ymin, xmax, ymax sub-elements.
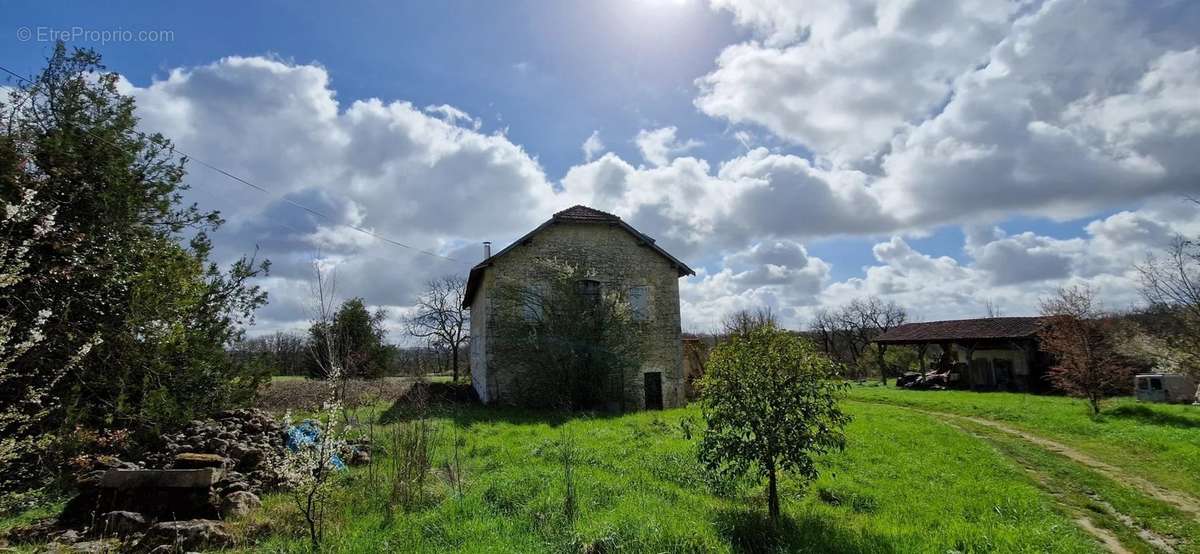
<box><xmin>462</xmin><ymin>205</ymin><xmax>695</xmax><ymax>409</ymax></box>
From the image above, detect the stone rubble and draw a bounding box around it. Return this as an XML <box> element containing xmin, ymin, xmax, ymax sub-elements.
<box><xmin>2</xmin><ymin>408</ymin><xmax>301</xmax><ymax>553</ymax></box>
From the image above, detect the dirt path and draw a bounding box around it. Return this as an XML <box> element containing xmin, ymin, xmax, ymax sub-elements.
<box><xmin>944</xmin><ymin>412</ymin><xmax>1200</xmax><ymax>521</ymax></box>
<box><xmin>925</xmin><ymin>413</ymin><xmax>1136</xmax><ymax>553</ymax></box>
<box><xmin>919</xmin><ymin>410</ymin><xmax>1171</xmax><ymax>554</ymax></box>
<box><xmin>860</xmin><ymin>401</ymin><xmax>1200</xmax><ymax>521</ymax></box>
<box><xmin>1073</xmin><ymin>517</ymin><xmax>1134</xmax><ymax>554</ymax></box>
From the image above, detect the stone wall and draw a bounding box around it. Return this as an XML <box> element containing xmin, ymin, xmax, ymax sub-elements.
<box><xmin>470</xmin><ymin>221</ymin><xmax>686</xmax><ymax>409</ymax></box>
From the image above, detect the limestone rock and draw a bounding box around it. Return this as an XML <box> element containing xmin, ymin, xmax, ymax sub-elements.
<box><xmin>173</xmin><ymin>453</ymin><xmax>228</xmax><ymax>469</ymax></box>
<box><xmin>99</xmin><ymin>468</ymin><xmax>222</xmax><ymax>489</ymax></box>
<box><xmin>348</xmin><ymin>448</ymin><xmax>371</xmax><ymax>466</ymax></box>
<box><xmin>99</xmin><ymin>511</ymin><xmax>145</xmax><ymax>536</ymax></box>
<box><xmin>220</xmin><ymin>491</ymin><xmax>262</xmax><ymax>518</ymax></box>
<box><xmin>46</xmin><ymin>538</ymin><xmax>120</xmax><ymax>553</ymax></box>
<box><xmin>144</xmin><ymin>520</ymin><xmax>230</xmax><ymax>551</ymax></box>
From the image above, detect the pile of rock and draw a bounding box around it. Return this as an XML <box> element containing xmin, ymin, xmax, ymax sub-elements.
<box><xmin>146</xmin><ymin>407</ymin><xmax>290</xmax><ymax>493</ymax></box>
<box><xmin>6</xmin><ymin>409</ymin><xmax>290</xmax><ymax>552</ymax></box>
<box><xmin>3</xmin><ymin>408</ymin><xmax>377</xmax><ymax>552</ymax></box>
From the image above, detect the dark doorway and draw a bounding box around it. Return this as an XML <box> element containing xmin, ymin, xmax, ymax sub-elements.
<box><xmin>643</xmin><ymin>372</ymin><xmax>663</xmax><ymax>410</ymax></box>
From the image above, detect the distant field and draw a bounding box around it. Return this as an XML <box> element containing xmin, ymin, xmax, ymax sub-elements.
<box><xmin>233</xmin><ymin>399</ymin><xmax>1109</xmax><ymax>553</ymax></box>
<box><xmin>270</xmin><ymin>374</ymin><xmax>309</xmax><ymax>382</ymax></box>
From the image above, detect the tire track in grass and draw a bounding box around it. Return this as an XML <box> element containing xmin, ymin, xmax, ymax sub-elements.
<box><xmin>947</xmin><ymin>413</ymin><xmax>1200</xmax><ymax>522</ymax></box>
<box><xmin>853</xmin><ymin>401</ymin><xmax>1195</xmax><ymax>554</ymax></box>
<box><xmin>854</xmin><ymin>400</ymin><xmax>1200</xmax><ymax>521</ymax></box>
<box><xmin>1073</xmin><ymin>516</ymin><xmax>1134</xmax><ymax>554</ymax></box>
<box><xmin>936</xmin><ymin>414</ymin><xmax>1161</xmax><ymax>554</ymax></box>
<box><xmin>949</xmin><ymin>419</ymin><xmax>1177</xmax><ymax>554</ymax></box>
<box><xmin>923</xmin><ymin>413</ymin><xmax>1141</xmax><ymax>554</ymax></box>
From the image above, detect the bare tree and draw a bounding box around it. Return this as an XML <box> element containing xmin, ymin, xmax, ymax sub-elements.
<box><xmin>839</xmin><ymin>297</ymin><xmax>907</xmax><ymax>384</ymax></box>
<box><xmin>407</xmin><ymin>275</ymin><xmax>470</xmax><ymax>382</ymax></box>
<box><xmin>308</xmin><ymin>261</ymin><xmax>342</xmax><ymax>380</ymax></box>
<box><xmin>234</xmin><ymin>331</ymin><xmax>308</xmax><ymax>376</ymax></box>
<box><xmin>984</xmin><ymin>299</ymin><xmax>1003</xmax><ymax>318</ymax></box>
<box><xmin>1038</xmin><ymin>285</ymin><xmax>1133</xmax><ymax>415</ymax></box>
<box><xmin>810</xmin><ymin>308</ymin><xmax>838</xmax><ymax>356</ymax></box>
<box><xmin>721</xmin><ymin>306</ymin><xmax>779</xmax><ymax>338</ymax></box>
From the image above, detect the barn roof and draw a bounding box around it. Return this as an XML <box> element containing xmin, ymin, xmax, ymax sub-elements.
<box><xmin>462</xmin><ymin>205</ymin><xmax>695</xmax><ymax>308</ymax></box>
<box><xmin>873</xmin><ymin>317</ymin><xmax>1044</xmax><ymax>344</ymax></box>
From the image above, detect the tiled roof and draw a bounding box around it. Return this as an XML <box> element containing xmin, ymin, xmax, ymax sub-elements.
<box><xmin>874</xmin><ymin>317</ymin><xmax>1043</xmax><ymax>344</ymax></box>
<box><xmin>553</xmin><ymin>205</ymin><xmax>621</xmax><ymax>222</ymax></box>
<box><xmin>463</xmin><ymin>205</ymin><xmax>695</xmax><ymax>307</ymax></box>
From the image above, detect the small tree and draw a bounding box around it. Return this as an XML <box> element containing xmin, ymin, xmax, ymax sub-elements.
<box><xmin>1038</xmin><ymin>286</ymin><xmax>1132</xmax><ymax>415</ymax></box>
<box><xmin>0</xmin><ymin>187</ymin><xmax>101</xmax><ymax>508</ymax></box>
<box><xmin>283</xmin><ymin>261</ymin><xmax>350</xmax><ymax>552</ymax></box>
<box><xmin>699</xmin><ymin>325</ymin><xmax>850</xmax><ymax>526</ymax></box>
<box><xmin>407</xmin><ymin>275</ymin><xmax>470</xmax><ymax>382</ymax></box>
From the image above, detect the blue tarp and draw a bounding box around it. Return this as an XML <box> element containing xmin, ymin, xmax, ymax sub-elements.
<box><xmin>285</xmin><ymin>420</ymin><xmax>346</xmax><ymax>471</ymax></box>
<box><xmin>286</xmin><ymin>420</ymin><xmax>321</xmax><ymax>451</ymax></box>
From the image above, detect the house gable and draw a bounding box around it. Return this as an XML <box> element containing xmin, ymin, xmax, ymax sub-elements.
<box><xmin>462</xmin><ymin>205</ymin><xmax>694</xmax><ymax>308</ymax></box>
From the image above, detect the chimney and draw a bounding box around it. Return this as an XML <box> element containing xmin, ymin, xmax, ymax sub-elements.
<box><xmin>483</xmin><ymin>241</ymin><xmax>492</xmax><ymax>259</ymax></box>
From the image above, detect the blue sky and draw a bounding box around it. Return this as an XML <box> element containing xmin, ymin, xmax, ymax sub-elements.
<box><xmin>4</xmin><ymin>0</ymin><xmax>1198</xmax><ymax>333</ymax></box>
<box><xmin>6</xmin><ymin>1</ymin><xmax>748</xmax><ymax>177</ymax></box>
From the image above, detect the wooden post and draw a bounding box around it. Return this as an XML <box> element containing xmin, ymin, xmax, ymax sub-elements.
<box><xmin>963</xmin><ymin>341</ymin><xmax>977</xmax><ymax>389</ymax></box>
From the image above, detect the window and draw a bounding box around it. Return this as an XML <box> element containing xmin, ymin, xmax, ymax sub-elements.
<box><xmin>522</xmin><ymin>283</ymin><xmax>546</xmax><ymax>321</ymax></box>
<box><xmin>1150</xmin><ymin>377</ymin><xmax>1163</xmax><ymax>391</ymax></box>
<box><xmin>629</xmin><ymin>285</ymin><xmax>649</xmax><ymax>320</ymax></box>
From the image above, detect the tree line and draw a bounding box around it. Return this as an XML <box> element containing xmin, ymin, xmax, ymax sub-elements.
<box><xmin>229</xmin><ymin>274</ymin><xmax>472</xmax><ymax>381</ymax></box>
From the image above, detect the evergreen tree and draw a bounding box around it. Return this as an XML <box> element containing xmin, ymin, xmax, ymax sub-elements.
<box><xmin>0</xmin><ymin>43</ymin><xmax>269</xmax><ymax>495</ymax></box>
<box><xmin>307</xmin><ymin>297</ymin><xmax>391</xmax><ymax>379</ymax></box>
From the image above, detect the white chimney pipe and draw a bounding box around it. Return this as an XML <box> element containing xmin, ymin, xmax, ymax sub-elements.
<box><xmin>483</xmin><ymin>241</ymin><xmax>492</xmax><ymax>259</ymax></box>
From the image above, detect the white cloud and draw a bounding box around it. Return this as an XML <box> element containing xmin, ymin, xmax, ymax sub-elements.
<box><xmin>680</xmin><ymin>239</ymin><xmax>831</xmax><ymax>331</ymax></box>
<box><xmin>634</xmin><ymin>126</ymin><xmax>702</xmax><ymax>167</ymax></box>
<box><xmin>699</xmin><ymin>0</ymin><xmax>1018</xmax><ymax>165</ymax></box>
<box><xmin>126</xmin><ymin>56</ymin><xmax>561</xmax><ymax>334</ymax></box>
<box><xmin>874</xmin><ymin>0</ymin><xmax>1200</xmax><ymax>225</ymax></box>
<box><xmin>581</xmin><ymin>130</ymin><xmax>605</xmax><ymax>162</ymax></box>
<box><xmin>704</xmin><ymin>0</ymin><xmax>1200</xmax><ymax>228</ymax></box>
<box><xmin>679</xmin><ymin>203</ymin><xmax>1200</xmax><ymax>330</ymax></box>
<box><xmin>424</xmin><ymin>104</ymin><xmax>482</xmax><ymax>131</ymax></box>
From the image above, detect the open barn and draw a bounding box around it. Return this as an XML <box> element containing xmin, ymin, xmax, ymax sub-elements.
<box><xmin>874</xmin><ymin>317</ymin><xmax>1053</xmax><ymax>392</ymax></box>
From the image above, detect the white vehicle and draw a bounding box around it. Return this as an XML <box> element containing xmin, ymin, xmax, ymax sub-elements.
<box><xmin>1134</xmin><ymin>374</ymin><xmax>1197</xmax><ymax>404</ymax></box>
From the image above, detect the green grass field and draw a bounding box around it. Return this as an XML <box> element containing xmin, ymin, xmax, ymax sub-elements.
<box><xmin>8</xmin><ymin>384</ymin><xmax>1199</xmax><ymax>553</ymax></box>
<box><xmin>231</xmin><ymin>392</ymin><xmax>1187</xmax><ymax>553</ymax></box>
<box><xmin>847</xmin><ymin>385</ymin><xmax>1200</xmax><ymax>500</ymax></box>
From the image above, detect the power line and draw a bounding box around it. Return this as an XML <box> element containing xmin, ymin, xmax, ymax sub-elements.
<box><xmin>0</xmin><ymin>62</ymin><xmax>461</xmax><ymax>264</ymax></box>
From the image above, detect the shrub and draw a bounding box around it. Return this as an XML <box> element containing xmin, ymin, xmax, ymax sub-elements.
<box><xmin>699</xmin><ymin>325</ymin><xmax>850</xmax><ymax>526</ymax></box>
